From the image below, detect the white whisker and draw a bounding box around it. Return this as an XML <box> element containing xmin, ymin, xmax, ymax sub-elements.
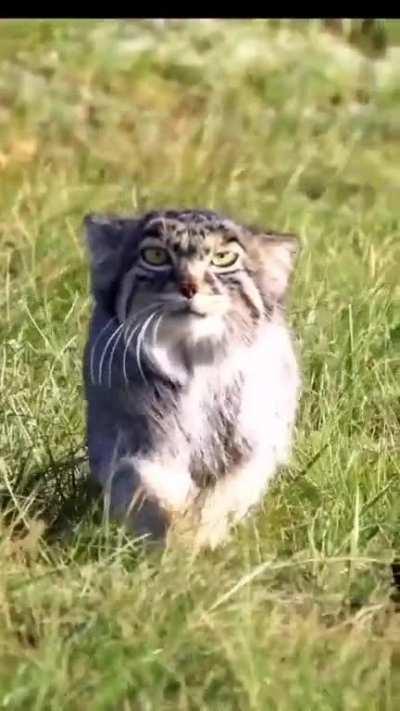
<box><xmin>136</xmin><ymin>311</ymin><xmax>160</xmax><ymax>385</ymax></box>
<box><xmin>98</xmin><ymin>323</ymin><xmax>124</xmax><ymax>386</ymax></box>
<box><xmin>122</xmin><ymin>322</ymin><xmax>141</xmax><ymax>384</ymax></box>
<box><xmin>152</xmin><ymin>312</ymin><xmax>164</xmax><ymax>349</ymax></box>
<box><xmin>107</xmin><ymin>326</ymin><xmax>125</xmax><ymax>388</ymax></box>
<box><xmin>89</xmin><ymin>316</ymin><xmax>116</xmax><ymax>385</ymax></box>
<box><xmin>122</xmin><ymin>304</ymin><xmax>159</xmax><ymax>384</ymax></box>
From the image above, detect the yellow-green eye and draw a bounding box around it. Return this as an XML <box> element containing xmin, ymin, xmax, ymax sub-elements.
<box><xmin>141</xmin><ymin>247</ymin><xmax>170</xmax><ymax>267</ymax></box>
<box><xmin>211</xmin><ymin>251</ymin><xmax>239</xmax><ymax>268</ymax></box>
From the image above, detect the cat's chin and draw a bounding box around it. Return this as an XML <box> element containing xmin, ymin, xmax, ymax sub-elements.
<box><xmin>147</xmin><ymin>309</ymin><xmax>227</xmax><ymax>382</ymax></box>
<box><xmin>187</xmin><ymin>311</ymin><xmax>226</xmax><ymax>343</ymax></box>
<box><xmin>187</xmin><ymin>293</ymin><xmax>229</xmax><ymax>319</ymax></box>
<box><xmin>154</xmin><ymin>294</ymin><xmax>229</xmax><ymax>346</ymax></box>
<box><xmin>157</xmin><ymin>310</ymin><xmax>225</xmax><ymax>351</ymax></box>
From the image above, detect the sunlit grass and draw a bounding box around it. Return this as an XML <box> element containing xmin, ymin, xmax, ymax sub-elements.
<box><xmin>1</xmin><ymin>19</ymin><xmax>400</xmax><ymax>710</ymax></box>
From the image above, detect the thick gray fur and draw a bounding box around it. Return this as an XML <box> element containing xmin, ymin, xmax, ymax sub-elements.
<box><xmin>83</xmin><ymin>209</ymin><xmax>301</xmax><ymax>548</ymax></box>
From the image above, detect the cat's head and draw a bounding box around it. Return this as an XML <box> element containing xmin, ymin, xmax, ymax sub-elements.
<box><xmin>84</xmin><ymin>209</ymin><xmax>299</xmax><ymax>362</ymax></box>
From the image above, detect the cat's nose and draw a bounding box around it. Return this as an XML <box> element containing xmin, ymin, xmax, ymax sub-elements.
<box><xmin>179</xmin><ymin>279</ymin><xmax>198</xmax><ymax>299</ymax></box>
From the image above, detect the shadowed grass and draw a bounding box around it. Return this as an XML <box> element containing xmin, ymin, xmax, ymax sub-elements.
<box><xmin>1</xmin><ymin>19</ymin><xmax>400</xmax><ymax>710</ymax></box>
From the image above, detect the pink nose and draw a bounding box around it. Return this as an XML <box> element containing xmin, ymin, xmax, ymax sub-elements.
<box><xmin>179</xmin><ymin>280</ymin><xmax>198</xmax><ymax>299</ymax></box>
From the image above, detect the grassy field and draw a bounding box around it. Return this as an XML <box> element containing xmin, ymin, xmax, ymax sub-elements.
<box><xmin>1</xmin><ymin>19</ymin><xmax>400</xmax><ymax>709</ymax></box>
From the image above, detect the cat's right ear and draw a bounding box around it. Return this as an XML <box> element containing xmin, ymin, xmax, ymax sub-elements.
<box><xmin>84</xmin><ymin>214</ymin><xmax>127</xmax><ymax>291</ymax></box>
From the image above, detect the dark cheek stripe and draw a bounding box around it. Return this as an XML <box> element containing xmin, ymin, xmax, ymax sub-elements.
<box><xmin>124</xmin><ymin>282</ymin><xmax>140</xmax><ymax>319</ymax></box>
<box><xmin>253</xmin><ymin>276</ymin><xmax>274</xmax><ymax>317</ymax></box>
<box><xmin>123</xmin><ymin>273</ymin><xmax>174</xmax><ymax>317</ymax></box>
<box><xmin>224</xmin><ymin>275</ymin><xmax>262</xmax><ymax>321</ymax></box>
<box><xmin>204</xmin><ymin>271</ymin><xmax>223</xmax><ymax>294</ymax></box>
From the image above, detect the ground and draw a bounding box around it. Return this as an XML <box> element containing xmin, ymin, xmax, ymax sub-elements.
<box><xmin>1</xmin><ymin>19</ymin><xmax>400</xmax><ymax>710</ymax></box>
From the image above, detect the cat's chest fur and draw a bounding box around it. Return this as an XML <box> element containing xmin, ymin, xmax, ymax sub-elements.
<box><xmin>143</xmin><ymin>321</ymin><xmax>298</xmax><ymax>486</ymax></box>
<box><xmin>177</xmin><ymin>365</ymin><xmax>248</xmax><ymax>486</ymax></box>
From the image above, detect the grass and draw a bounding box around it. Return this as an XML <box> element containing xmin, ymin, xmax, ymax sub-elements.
<box><xmin>1</xmin><ymin>18</ymin><xmax>400</xmax><ymax>710</ymax></box>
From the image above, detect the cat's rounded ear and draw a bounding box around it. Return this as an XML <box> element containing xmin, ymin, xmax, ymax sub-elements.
<box><xmin>256</xmin><ymin>232</ymin><xmax>300</xmax><ymax>303</ymax></box>
<box><xmin>83</xmin><ymin>214</ymin><xmax>137</xmax><ymax>292</ymax></box>
<box><xmin>84</xmin><ymin>214</ymin><xmax>124</xmax><ymax>281</ymax></box>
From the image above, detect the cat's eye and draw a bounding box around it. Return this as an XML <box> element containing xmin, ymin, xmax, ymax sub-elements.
<box><xmin>211</xmin><ymin>251</ymin><xmax>239</xmax><ymax>269</ymax></box>
<box><xmin>141</xmin><ymin>246</ymin><xmax>170</xmax><ymax>267</ymax></box>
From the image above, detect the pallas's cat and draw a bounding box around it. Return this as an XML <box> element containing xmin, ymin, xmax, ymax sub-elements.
<box><xmin>83</xmin><ymin>209</ymin><xmax>301</xmax><ymax>548</ymax></box>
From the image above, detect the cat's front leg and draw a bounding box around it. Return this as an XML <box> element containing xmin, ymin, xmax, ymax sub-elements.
<box><xmin>195</xmin><ymin>450</ymin><xmax>278</xmax><ymax>549</ymax></box>
<box><xmin>106</xmin><ymin>455</ymin><xmax>197</xmax><ymax>541</ymax></box>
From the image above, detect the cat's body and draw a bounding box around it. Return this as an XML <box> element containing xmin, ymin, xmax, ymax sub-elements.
<box><xmin>83</xmin><ymin>209</ymin><xmax>301</xmax><ymax>547</ymax></box>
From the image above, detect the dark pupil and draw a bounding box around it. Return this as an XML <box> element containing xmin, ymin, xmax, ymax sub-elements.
<box><xmin>146</xmin><ymin>248</ymin><xmax>163</xmax><ymax>260</ymax></box>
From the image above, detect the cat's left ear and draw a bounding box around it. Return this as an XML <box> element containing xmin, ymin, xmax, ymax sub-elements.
<box><xmin>256</xmin><ymin>232</ymin><xmax>299</xmax><ymax>303</ymax></box>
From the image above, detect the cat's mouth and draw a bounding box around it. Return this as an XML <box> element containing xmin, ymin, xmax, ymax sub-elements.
<box><xmin>167</xmin><ymin>294</ymin><xmax>229</xmax><ymax>319</ymax></box>
<box><xmin>149</xmin><ymin>293</ymin><xmax>229</xmax><ymax>354</ymax></box>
